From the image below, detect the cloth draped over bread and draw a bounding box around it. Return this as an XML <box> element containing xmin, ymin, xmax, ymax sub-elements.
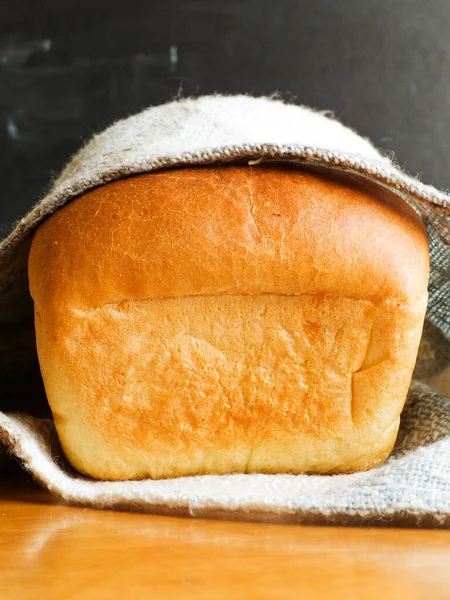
<box><xmin>1</xmin><ymin>95</ymin><xmax>449</xmax><ymax>526</ymax></box>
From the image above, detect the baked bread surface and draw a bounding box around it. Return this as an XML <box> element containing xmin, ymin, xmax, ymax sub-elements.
<box><xmin>29</xmin><ymin>166</ymin><xmax>429</xmax><ymax>479</ymax></box>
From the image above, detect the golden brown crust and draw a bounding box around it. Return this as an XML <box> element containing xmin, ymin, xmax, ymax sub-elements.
<box><xmin>28</xmin><ymin>166</ymin><xmax>430</xmax><ymax>480</ymax></box>
<box><xmin>29</xmin><ymin>166</ymin><xmax>429</xmax><ymax>313</ymax></box>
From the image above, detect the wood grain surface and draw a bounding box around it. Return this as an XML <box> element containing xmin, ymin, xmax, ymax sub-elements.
<box><xmin>1</xmin><ymin>469</ymin><xmax>450</xmax><ymax>599</ymax></box>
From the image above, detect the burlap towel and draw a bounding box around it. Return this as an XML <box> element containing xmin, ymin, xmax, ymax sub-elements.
<box><xmin>1</xmin><ymin>95</ymin><xmax>449</xmax><ymax>527</ymax></box>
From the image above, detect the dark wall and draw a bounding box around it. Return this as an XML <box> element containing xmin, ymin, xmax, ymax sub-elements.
<box><xmin>1</xmin><ymin>0</ymin><xmax>450</xmax><ymax>235</ymax></box>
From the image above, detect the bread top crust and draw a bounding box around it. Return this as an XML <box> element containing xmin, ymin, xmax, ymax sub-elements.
<box><xmin>29</xmin><ymin>165</ymin><xmax>429</xmax><ymax>313</ymax></box>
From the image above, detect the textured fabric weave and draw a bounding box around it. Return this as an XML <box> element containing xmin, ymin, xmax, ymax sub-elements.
<box><xmin>1</xmin><ymin>95</ymin><xmax>449</xmax><ymax>526</ymax></box>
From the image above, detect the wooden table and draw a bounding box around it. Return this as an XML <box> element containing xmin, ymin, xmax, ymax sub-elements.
<box><xmin>1</xmin><ymin>468</ymin><xmax>450</xmax><ymax>599</ymax></box>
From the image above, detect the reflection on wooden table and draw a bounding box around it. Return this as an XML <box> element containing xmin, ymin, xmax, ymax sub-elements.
<box><xmin>1</xmin><ymin>469</ymin><xmax>450</xmax><ymax>599</ymax></box>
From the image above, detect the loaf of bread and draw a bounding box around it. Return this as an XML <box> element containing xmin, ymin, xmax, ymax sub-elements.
<box><xmin>28</xmin><ymin>166</ymin><xmax>429</xmax><ymax>480</ymax></box>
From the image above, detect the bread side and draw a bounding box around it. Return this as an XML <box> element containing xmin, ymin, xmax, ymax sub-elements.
<box><xmin>34</xmin><ymin>294</ymin><xmax>426</xmax><ymax>479</ymax></box>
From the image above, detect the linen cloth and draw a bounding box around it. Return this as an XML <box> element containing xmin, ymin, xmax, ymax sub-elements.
<box><xmin>1</xmin><ymin>95</ymin><xmax>449</xmax><ymax>526</ymax></box>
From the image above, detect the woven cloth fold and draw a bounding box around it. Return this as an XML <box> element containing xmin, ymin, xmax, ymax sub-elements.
<box><xmin>1</xmin><ymin>95</ymin><xmax>449</xmax><ymax>526</ymax></box>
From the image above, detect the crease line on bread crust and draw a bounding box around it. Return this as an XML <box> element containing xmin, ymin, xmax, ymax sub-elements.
<box><xmin>245</xmin><ymin>169</ymin><xmax>262</xmax><ymax>240</ymax></box>
<box><xmin>350</xmin><ymin>320</ymin><xmax>378</xmax><ymax>424</ymax></box>
<box><xmin>245</xmin><ymin>446</ymin><xmax>255</xmax><ymax>474</ymax></box>
<box><xmin>70</xmin><ymin>292</ymin><xmax>392</xmax><ymax>316</ymax></box>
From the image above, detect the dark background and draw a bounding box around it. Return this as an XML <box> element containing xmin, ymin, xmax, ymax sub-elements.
<box><xmin>1</xmin><ymin>0</ymin><xmax>450</xmax><ymax>237</ymax></box>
